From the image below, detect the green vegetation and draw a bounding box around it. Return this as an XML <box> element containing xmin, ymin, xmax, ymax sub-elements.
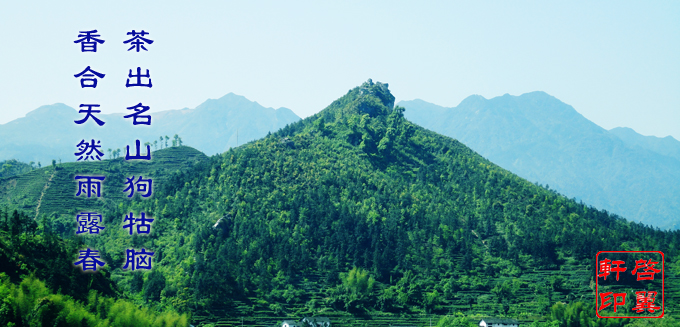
<box><xmin>2</xmin><ymin>81</ymin><xmax>679</xmax><ymax>326</ymax></box>
<box><xmin>550</xmin><ymin>302</ymin><xmax>626</xmax><ymax>327</ymax></box>
<box><xmin>0</xmin><ymin>159</ymin><xmax>36</xmax><ymax>179</ymax></box>
<box><xmin>0</xmin><ymin>207</ymin><xmax>189</xmax><ymax>326</ymax></box>
<box><xmin>436</xmin><ymin>313</ymin><xmax>475</xmax><ymax>327</ymax></box>
<box><xmin>0</xmin><ymin>208</ymin><xmax>116</xmax><ymax>300</ymax></box>
<box><xmin>0</xmin><ymin>274</ymin><xmax>188</xmax><ymax>327</ymax></box>
<box><xmin>75</xmin><ymin>80</ymin><xmax>679</xmax><ymax>325</ymax></box>
<box><xmin>0</xmin><ymin>146</ymin><xmax>207</xmax><ymax>238</ymax></box>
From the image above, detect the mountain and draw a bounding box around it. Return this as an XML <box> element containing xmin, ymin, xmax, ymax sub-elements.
<box><xmin>0</xmin><ymin>146</ymin><xmax>207</xmax><ymax>232</ymax></box>
<box><xmin>0</xmin><ymin>93</ymin><xmax>301</xmax><ymax>164</ymax></box>
<box><xmin>399</xmin><ymin>93</ymin><xmax>680</xmax><ymax>230</ymax></box>
<box><xmin>77</xmin><ymin>80</ymin><xmax>679</xmax><ymax>324</ymax></box>
<box><xmin>610</xmin><ymin>126</ymin><xmax>680</xmax><ymax>163</ymax></box>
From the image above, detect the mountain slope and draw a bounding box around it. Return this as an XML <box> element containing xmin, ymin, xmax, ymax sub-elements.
<box><xmin>84</xmin><ymin>81</ymin><xmax>680</xmax><ymax>324</ymax></box>
<box><xmin>0</xmin><ymin>93</ymin><xmax>301</xmax><ymax>163</ymax></box>
<box><xmin>610</xmin><ymin>126</ymin><xmax>680</xmax><ymax>163</ymax></box>
<box><xmin>0</xmin><ymin>146</ymin><xmax>207</xmax><ymax>235</ymax></box>
<box><xmin>399</xmin><ymin>93</ymin><xmax>680</xmax><ymax>229</ymax></box>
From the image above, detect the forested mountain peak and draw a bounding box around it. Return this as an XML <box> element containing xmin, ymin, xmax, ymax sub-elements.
<box><xmin>321</xmin><ymin>79</ymin><xmax>395</xmax><ymax>120</ymax></box>
<box><xmin>76</xmin><ymin>81</ymin><xmax>680</xmax><ymax>323</ymax></box>
<box><xmin>1</xmin><ymin>83</ymin><xmax>676</xmax><ymax>326</ymax></box>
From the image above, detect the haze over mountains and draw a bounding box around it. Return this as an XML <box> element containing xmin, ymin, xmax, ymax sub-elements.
<box><xmin>0</xmin><ymin>93</ymin><xmax>300</xmax><ymax>165</ymax></box>
<box><xmin>399</xmin><ymin>92</ymin><xmax>680</xmax><ymax>230</ymax></box>
<box><xmin>3</xmin><ymin>89</ymin><xmax>678</xmax><ymax>230</ymax></box>
<box><xmin>609</xmin><ymin>126</ymin><xmax>680</xmax><ymax>162</ymax></box>
<box><xmin>2</xmin><ymin>81</ymin><xmax>679</xmax><ymax>325</ymax></box>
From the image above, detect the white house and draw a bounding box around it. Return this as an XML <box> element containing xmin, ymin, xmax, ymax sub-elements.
<box><xmin>479</xmin><ymin>318</ymin><xmax>519</xmax><ymax>327</ymax></box>
<box><xmin>302</xmin><ymin>317</ymin><xmax>331</xmax><ymax>327</ymax></box>
<box><xmin>282</xmin><ymin>320</ymin><xmax>302</xmax><ymax>327</ymax></box>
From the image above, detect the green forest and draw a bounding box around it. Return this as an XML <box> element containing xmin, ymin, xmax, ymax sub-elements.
<box><xmin>1</xmin><ymin>80</ymin><xmax>679</xmax><ymax>326</ymax></box>
<box><xmin>0</xmin><ymin>159</ymin><xmax>37</xmax><ymax>179</ymax></box>
<box><xmin>0</xmin><ymin>208</ymin><xmax>189</xmax><ymax>326</ymax></box>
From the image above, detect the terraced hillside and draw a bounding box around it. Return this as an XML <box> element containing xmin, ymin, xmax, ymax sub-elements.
<box><xmin>190</xmin><ymin>257</ymin><xmax>679</xmax><ymax>326</ymax></box>
<box><xmin>0</xmin><ymin>146</ymin><xmax>207</xmax><ymax>235</ymax></box>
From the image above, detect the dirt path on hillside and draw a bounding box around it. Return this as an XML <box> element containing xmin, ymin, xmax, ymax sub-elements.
<box><xmin>34</xmin><ymin>169</ymin><xmax>57</xmax><ymax>220</ymax></box>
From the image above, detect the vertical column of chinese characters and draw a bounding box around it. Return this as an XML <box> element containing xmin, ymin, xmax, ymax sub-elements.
<box><xmin>72</xmin><ymin>30</ymin><xmax>107</xmax><ymax>273</ymax></box>
<box><xmin>122</xmin><ymin>30</ymin><xmax>155</xmax><ymax>272</ymax></box>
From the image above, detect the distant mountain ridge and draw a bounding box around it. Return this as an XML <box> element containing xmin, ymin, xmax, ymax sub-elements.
<box><xmin>0</xmin><ymin>93</ymin><xmax>301</xmax><ymax>164</ymax></box>
<box><xmin>399</xmin><ymin>92</ymin><xmax>680</xmax><ymax>229</ymax></box>
<box><xmin>609</xmin><ymin>126</ymin><xmax>680</xmax><ymax>163</ymax></box>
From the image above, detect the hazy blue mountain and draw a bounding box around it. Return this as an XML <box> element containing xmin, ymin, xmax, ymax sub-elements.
<box><xmin>610</xmin><ymin>127</ymin><xmax>680</xmax><ymax>163</ymax></box>
<box><xmin>399</xmin><ymin>92</ymin><xmax>680</xmax><ymax>229</ymax></box>
<box><xmin>0</xmin><ymin>93</ymin><xmax>300</xmax><ymax>164</ymax></box>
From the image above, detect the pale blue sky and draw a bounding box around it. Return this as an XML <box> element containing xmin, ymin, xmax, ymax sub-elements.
<box><xmin>1</xmin><ymin>1</ymin><xmax>678</xmax><ymax>140</ymax></box>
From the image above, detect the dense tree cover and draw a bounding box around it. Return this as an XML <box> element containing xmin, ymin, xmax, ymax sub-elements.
<box><xmin>549</xmin><ymin>302</ymin><xmax>628</xmax><ymax>327</ymax></box>
<box><xmin>74</xmin><ymin>80</ymin><xmax>680</xmax><ymax>321</ymax></box>
<box><xmin>0</xmin><ymin>207</ymin><xmax>117</xmax><ymax>300</ymax></box>
<box><xmin>436</xmin><ymin>313</ymin><xmax>476</xmax><ymax>327</ymax></box>
<box><xmin>0</xmin><ymin>159</ymin><xmax>36</xmax><ymax>179</ymax></box>
<box><xmin>0</xmin><ymin>274</ymin><xmax>188</xmax><ymax>327</ymax></box>
<box><xmin>0</xmin><ymin>207</ymin><xmax>189</xmax><ymax>326</ymax></box>
<box><xmin>527</xmin><ymin>301</ymin><xmax>678</xmax><ymax>327</ymax></box>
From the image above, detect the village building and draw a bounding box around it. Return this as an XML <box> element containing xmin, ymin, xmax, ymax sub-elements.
<box><xmin>302</xmin><ymin>316</ymin><xmax>331</xmax><ymax>327</ymax></box>
<box><xmin>281</xmin><ymin>317</ymin><xmax>331</xmax><ymax>327</ymax></box>
<box><xmin>479</xmin><ymin>318</ymin><xmax>519</xmax><ymax>327</ymax></box>
<box><xmin>281</xmin><ymin>320</ymin><xmax>302</xmax><ymax>327</ymax></box>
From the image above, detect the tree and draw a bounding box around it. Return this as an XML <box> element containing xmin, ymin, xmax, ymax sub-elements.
<box><xmin>108</xmin><ymin>148</ymin><xmax>112</xmax><ymax>159</ymax></box>
<box><xmin>436</xmin><ymin>314</ymin><xmax>474</xmax><ymax>327</ymax></box>
<box><xmin>333</xmin><ymin>267</ymin><xmax>375</xmax><ymax>312</ymax></box>
<box><xmin>153</xmin><ymin>140</ymin><xmax>158</xmax><ymax>150</ymax></box>
<box><xmin>625</xmin><ymin>315</ymin><xmax>678</xmax><ymax>327</ymax></box>
<box><xmin>159</xmin><ymin>136</ymin><xmax>164</xmax><ymax>149</ymax></box>
<box><xmin>423</xmin><ymin>289</ymin><xmax>443</xmax><ymax>313</ymax></box>
<box><xmin>143</xmin><ymin>270</ymin><xmax>166</xmax><ymax>302</ymax></box>
<box><xmin>549</xmin><ymin>302</ymin><xmax>629</xmax><ymax>327</ymax></box>
<box><xmin>165</xmin><ymin>135</ymin><xmax>169</xmax><ymax>148</ymax></box>
<box><xmin>10</xmin><ymin>209</ymin><xmax>22</xmax><ymax>235</ymax></box>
